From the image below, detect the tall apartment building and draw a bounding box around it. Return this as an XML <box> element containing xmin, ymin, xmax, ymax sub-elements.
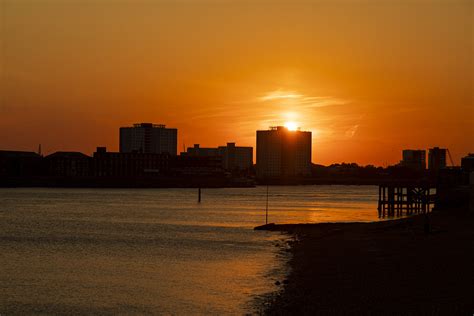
<box><xmin>119</xmin><ymin>123</ymin><xmax>177</xmax><ymax>155</ymax></box>
<box><xmin>428</xmin><ymin>147</ymin><xmax>447</xmax><ymax>171</ymax></box>
<box><xmin>400</xmin><ymin>149</ymin><xmax>426</xmax><ymax>170</ymax></box>
<box><xmin>184</xmin><ymin>143</ymin><xmax>253</xmax><ymax>171</ymax></box>
<box><xmin>256</xmin><ymin>126</ymin><xmax>312</xmax><ymax>178</ymax></box>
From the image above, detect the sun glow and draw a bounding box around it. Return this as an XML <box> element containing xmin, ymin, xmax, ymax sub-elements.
<box><xmin>284</xmin><ymin>121</ymin><xmax>299</xmax><ymax>131</ymax></box>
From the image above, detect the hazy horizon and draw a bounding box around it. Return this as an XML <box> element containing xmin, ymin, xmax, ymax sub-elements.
<box><xmin>1</xmin><ymin>0</ymin><xmax>472</xmax><ymax>165</ymax></box>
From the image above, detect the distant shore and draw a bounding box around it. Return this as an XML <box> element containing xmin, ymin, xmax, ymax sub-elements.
<box><xmin>0</xmin><ymin>176</ymin><xmax>255</xmax><ymax>188</ymax></box>
<box><xmin>1</xmin><ymin>176</ymin><xmax>425</xmax><ymax>188</ymax></box>
<box><xmin>262</xmin><ymin>211</ymin><xmax>474</xmax><ymax>315</ymax></box>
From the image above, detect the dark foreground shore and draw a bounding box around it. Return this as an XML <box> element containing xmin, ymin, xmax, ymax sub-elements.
<box><xmin>263</xmin><ymin>211</ymin><xmax>474</xmax><ymax>315</ymax></box>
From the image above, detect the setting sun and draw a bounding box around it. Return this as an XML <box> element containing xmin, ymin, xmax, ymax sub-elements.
<box><xmin>284</xmin><ymin>122</ymin><xmax>299</xmax><ymax>131</ymax></box>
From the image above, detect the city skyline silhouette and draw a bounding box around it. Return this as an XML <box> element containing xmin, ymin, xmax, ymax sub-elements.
<box><xmin>1</xmin><ymin>0</ymin><xmax>472</xmax><ymax>165</ymax></box>
<box><xmin>1</xmin><ymin>1</ymin><xmax>473</xmax><ymax>315</ymax></box>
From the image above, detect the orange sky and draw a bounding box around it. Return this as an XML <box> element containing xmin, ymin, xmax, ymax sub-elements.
<box><xmin>1</xmin><ymin>0</ymin><xmax>472</xmax><ymax>166</ymax></box>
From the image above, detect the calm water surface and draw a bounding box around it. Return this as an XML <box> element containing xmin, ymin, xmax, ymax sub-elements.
<box><xmin>0</xmin><ymin>185</ymin><xmax>380</xmax><ymax>314</ymax></box>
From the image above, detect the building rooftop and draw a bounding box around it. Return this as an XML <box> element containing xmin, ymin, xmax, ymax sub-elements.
<box><xmin>259</xmin><ymin>126</ymin><xmax>310</xmax><ymax>132</ymax></box>
<box><xmin>131</xmin><ymin>123</ymin><xmax>167</xmax><ymax>128</ymax></box>
<box><xmin>0</xmin><ymin>150</ymin><xmax>41</xmax><ymax>158</ymax></box>
<box><xmin>45</xmin><ymin>152</ymin><xmax>91</xmax><ymax>159</ymax></box>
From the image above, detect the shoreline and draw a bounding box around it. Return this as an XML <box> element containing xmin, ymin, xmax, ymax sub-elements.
<box><xmin>262</xmin><ymin>211</ymin><xmax>474</xmax><ymax>315</ymax></box>
<box><xmin>1</xmin><ymin>176</ymin><xmax>439</xmax><ymax>188</ymax></box>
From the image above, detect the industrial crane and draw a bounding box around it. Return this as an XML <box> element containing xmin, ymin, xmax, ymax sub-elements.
<box><xmin>446</xmin><ymin>148</ymin><xmax>455</xmax><ymax>167</ymax></box>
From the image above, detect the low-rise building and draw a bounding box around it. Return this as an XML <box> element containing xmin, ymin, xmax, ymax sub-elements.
<box><xmin>0</xmin><ymin>150</ymin><xmax>43</xmax><ymax>177</ymax></box>
<box><xmin>93</xmin><ymin>147</ymin><xmax>170</xmax><ymax>177</ymax></box>
<box><xmin>184</xmin><ymin>143</ymin><xmax>253</xmax><ymax>171</ymax></box>
<box><xmin>218</xmin><ymin>143</ymin><xmax>253</xmax><ymax>171</ymax></box>
<box><xmin>44</xmin><ymin>152</ymin><xmax>92</xmax><ymax>177</ymax></box>
<box><xmin>170</xmin><ymin>155</ymin><xmax>223</xmax><ymax>176</ymax></box>
<box><xmin>185</xmin><ymin>144</ymin><xmax>219</xmax><ymax>157</ymax></box>
<box><xmin>93</xmin><ymin>147</ymin><xmax>222</xmax><ymax>177</ymax></box>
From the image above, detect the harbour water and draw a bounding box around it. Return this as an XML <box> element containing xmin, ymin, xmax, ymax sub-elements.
<box><xmin>1</xmin><ymin>185</ymin><xmax>380</xmax><ymax>314</ymax></box>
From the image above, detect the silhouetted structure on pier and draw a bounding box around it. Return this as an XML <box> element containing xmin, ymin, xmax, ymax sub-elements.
<box><xmin>436</xmin><ymin>166</ymin><xmax>472</xmax><ymax>211</ymax></box>
<box><xmin>378</xmin><ymin>182</ymin><xmax>436</xmax><ymax>217</ymax></box>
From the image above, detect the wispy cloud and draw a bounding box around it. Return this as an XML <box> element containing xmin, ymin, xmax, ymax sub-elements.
<box><xmin>258</xmin><ymin>91</ymin><xmax>304</xmax><ymax>101</ymax></box>
<box><xmin>187</xmin><ymin>91</ymin><xmax>348</xmax><ymax>126</ymax></box>
<box><xmin>179</xmin><ymin>89</ymin><xmax>357</xmax><ymax>145</ymax></box>
<box><xmin>345</xmin><ymin>124</ymin><xmax>359</xmax><ymax>138</ymax></box>
<box><xmin>257</xmin><ymin>90</ymin><xmax>347</xmax><ymax>109</ymax></box>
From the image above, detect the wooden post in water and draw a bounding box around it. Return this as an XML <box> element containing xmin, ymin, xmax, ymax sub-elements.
<box><xmin>399</xmin><ymin>187</ymin><xmax>403</xmax><ymax>216</ymax></box>
<box><xmin>407</xmin><ymin>187</ymin><xmax>412</xmax><ymax>215</ymax></box>
<box><xmin>423</xmin><ymin>188</ymin><xmax>428</xmax><ymax>213</ymax></box>
<box><xmin>428</xmin><ymin>187</ymin><xmax>431</xmax><ymax>212</ymax></box>
<box><xmin>198</xmin><ymin>187</ymin><xmax>201</xmax><ymax>203</ymax></box>
<box><xmin>388</xmin><ymin>186</ymin><xmax>394</xmax><ymax>216</ymax></box>
<box><xmin>265</xmin><ymin>185</ymin><xmax>269</xmax><ymax>225</ymax></box>
<box><xmin>378</xmin><ymin>185</ymin><xmax>382</xmax><ymax>217</ymax></box>
<box><xmin>396</xmin><ymin>187</ymin><xmax>399</xmax><ymax>216</ymax></box>
<box><xmin>382</xmin><ymin>186</ymin><xmax>386</xmax><ymax>217</ymax></box>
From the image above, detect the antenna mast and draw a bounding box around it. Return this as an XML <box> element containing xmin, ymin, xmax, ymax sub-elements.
<box><xmin>446</xmin><ymin>148</ymin><xmax>454</xmax><ymax>167</ymax></box>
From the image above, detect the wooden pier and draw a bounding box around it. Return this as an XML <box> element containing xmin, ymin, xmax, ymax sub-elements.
<box><xmin>378</xmin><ymin>182</ymin><xmax>436</xmax><ymax>218</ymax></box>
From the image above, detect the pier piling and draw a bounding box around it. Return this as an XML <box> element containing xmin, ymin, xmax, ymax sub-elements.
<box><xmin>377</xmin><ymin>182</ymin><xmax>435</xmax><ymax>218</ymax></box>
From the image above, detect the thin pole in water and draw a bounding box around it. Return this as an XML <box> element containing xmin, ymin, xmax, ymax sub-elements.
<box><xmin>265</xmin><ymin>185</ymin><xmax>269</xmax><ymax>225</ymax></box>
<box><xmin>198</xmin><ymin>187</ymin><xmax>201</xmax><ymax>203</ymax></box>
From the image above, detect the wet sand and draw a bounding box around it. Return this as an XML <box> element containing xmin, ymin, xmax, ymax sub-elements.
<box><xmin>264</xmin><ymin>211</ymin><xmax>474</xmax><ymax>315</ymax></box>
